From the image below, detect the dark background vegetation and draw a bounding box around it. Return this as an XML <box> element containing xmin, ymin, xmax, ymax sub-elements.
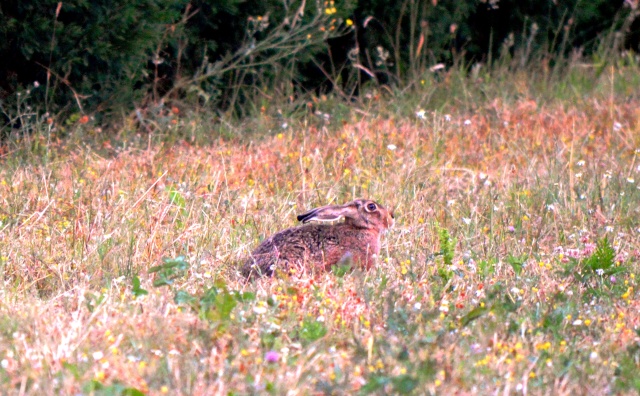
<box><xmin>1</xmin><ymin>0</ymin><xmax>639</xmax><ymax>129</ymax></box>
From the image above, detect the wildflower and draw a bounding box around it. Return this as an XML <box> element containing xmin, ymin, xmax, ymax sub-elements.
<box><xmin>416</xmin><ymin>110</ymin><xmax>426</xmax><ymax>119</ymax></box>
<box><xmin>444</xmin><ymin>114</ymin><xmax>452</xmax><ymax>121</ymax></box>
<box><xmin>576</xmin><ymin>160</ymin><xmax>585</xmax><ymax>167</ymax></box>
<box><xmin>596</xmin><ymin>269</ymin><xmax>604</xmax><ymax>276</ymax></box>
<box><xmin>572</xmin><ymin>319</ymin><xmax>583</xmax><ymax>326</ymax></box>
<box><xmin>439</xmin><ymin>299</ymin><xmax>450</xmax><ymax>313</ymax></box>
<box><xmin>462</xmin><ymin>217</ymin><xmax>471</xmax><ymax>225</ymax></box>
<box><xmin>627</xmin><ymin>177</ymin><xmax>635</xmax><ymax>183</ymax></box>
<box><xmin>535</xmin><ymin>342</ymin><xmax>551</xmax><ymax>351</ymax></box>
<box><xmin>508</xmin><ymin>225</ymin><xmax>515</xmax><ymax>233</ymax></box>
<box><xmin>346</xmin><ymin>19</ymin><xmax>353</xmax><ymax>26</ymax></box>
<box><xmin>464</xmin><ymin>119</ymin><xmax>471</xmax><ymax>126</ymax></box>
<box><xmin>265</xmin><ymin>351</ymin><xmax>280</xmax><ymax>363</ymax></box>
<box><xmin>613</xmin><ymin>122</ymin><xmax>622</xmax><ymax>131</ymax></box>
<box><xmin>387</xmin><ymin>144</ymin><xmax>397</xmax><ymax>151</ymax></box>
<box><xmin>605</xmin><ymin>226</ymin><xmax>614</xmax><ymax>233</ymax></box>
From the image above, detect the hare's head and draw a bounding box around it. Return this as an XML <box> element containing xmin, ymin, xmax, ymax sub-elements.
<box><xmin>297</xmin><ymin>199</ymin><xmax>394</xmax><ymax>232</ymax></box>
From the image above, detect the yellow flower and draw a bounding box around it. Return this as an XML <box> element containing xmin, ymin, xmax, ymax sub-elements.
<box><xmin>346</xmin><ymin>19</ymin><xmax>353</xmax><ymax>26</ymax></box>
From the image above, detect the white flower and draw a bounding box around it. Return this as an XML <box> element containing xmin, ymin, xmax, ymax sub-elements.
<box><xmin>613</xmin><ymin>122</ymin><xmax>622</xmax><ymax>131</ymax></box>
<box><xmin>462</xmin><ymin>217</ymin><xmax>471</xmax><ymax>225</ymax></box>
<box><xmin>413</xmin><ymin>302</ymin><xmax>422</xmax><ymax>310</ymax></box>
<box><xmin>464</xmin><ymin>119</ymin><xmax>472</xmax><ymax>126</ymax></box>
<box><xmin>572</xmin><ymin>320</ymin><xmax>583</xmax><ymax>326</ymax></box>
<box><xmin>253</xmin><ymin>305</ymin><xmax>267</xmax><ymax>314</ymax></box>
<box><xmin>547</xmin><ymin>204</ymin><xmax>555</xmax><ymax>211</ymax></box>
<box><xmin>575</xmin><ymin>173</ymin><xmax>582</xmax><ymax>179</ymax></box>
<box><xmin>444</xmin><ymin>114</ymin><xmax>452</xmax><ymax>121</ymax></box>
<box><xmin>627</xmin><ymin>177</ymin><xmax>635</xmax><ymax>183</ymax></box>
<box><xmin>595</xmin><ymin>268</ymin><xmax>604</xmax><ymax>276</ymax></box>
<box><xmin>416</xmin><ymin>110</ymin><xmax>426</xmax><ymax>119</ymax></box>
<box><xmin>577</xmin><ymin>160</ymin><xmax>585</xmax><ymax>167</ymax></box>
<box><xmin>92</xmin><ymin>351</ymin><xmax>104</xmax><ymax>361</ymax></box>
<box><xmin>387</xmin><ymin>144</ymin><xmax>397</xmax><ymax>151</ymax></box>
<box><xmin>605</xmin><ymin>226</ymin><xmax>614</xmax><ymax>232</ymax></box>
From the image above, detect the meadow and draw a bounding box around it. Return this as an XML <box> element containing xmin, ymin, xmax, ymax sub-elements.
<box><xmin>1</xmin><ymin>65</ymin><xmax>639</xmax><ymax>395</ymax></box>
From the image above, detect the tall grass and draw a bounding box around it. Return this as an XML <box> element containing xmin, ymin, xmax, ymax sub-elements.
<box><xmin>0</xmin><ymin>57</ymin><xmax>639</xmax><ymax>393</ymax></box>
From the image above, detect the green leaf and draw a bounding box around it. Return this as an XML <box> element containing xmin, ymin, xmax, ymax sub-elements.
<box><xmin>152</xmin><ymin>277</ymin><xmax>173</xmax><ymax>287</ymax></box>
<box><xmin>122</xmin><ymin>388</ymin><xmax>146</xmax><ymax>396</ymax></box>
<box><xmin>583</xmin><ymin>236</ymin><xmax>616</xmax><ymax>273</ymax></box>
<box><xmin>235</xmin><ymin>291</ymin><xmax>256</xmax><ymax>302</ymax></box>
<box><xmin>506</xmin><ymin>254</ymin><xmax>527</xmax><ymax>276</ymax></box>
<box><xmin>167</xmin><ymin>187</ymin><xmax>186</xmax><ymax>209</ymax></box>
<box><xmin>299</xmin><ymin>319</ymin><xmax>327</xmax><ymax>342</ymax></box>
<box><xmin>437</xmin><ymin>227</ymin><xmax>456</xmax><ymax>266</ymax></box>
<box><xmin>131</xmin><ymin>276</ymin><xmax>148</xmax><ymax>297</ymax></box>
<box><xmin>63</xmin><ymin>362</ymin><xmax>80</xmax><ymax>380</ymax></box>
<box><xmin>360</xmin><ymin>375</ymin><xmax>390</xmax><ymax>393</ymax></box>
<box><xmin>460</xmin><ymin>305</ymin><xmax>489</xmax><ymax>327</ymax></box>
<box><xmin>174</xmin><ymin>290</ymin><xmax>197</xmax><ymax>305</ymax></box>
<box><xmin>391</xmin><ymin>375</ymin><xmax>418</xmax><ymax>394</ymax></box>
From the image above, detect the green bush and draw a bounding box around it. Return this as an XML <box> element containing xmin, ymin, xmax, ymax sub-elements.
<box><xmin>1</xmin><ymin>0</ymin><xmax>187</xmax><ymax>112</ymax></box>
<box><xmin>0</xmin><ymin>0</ymin><xmax>635</xmax><ymax>128</ymax></box>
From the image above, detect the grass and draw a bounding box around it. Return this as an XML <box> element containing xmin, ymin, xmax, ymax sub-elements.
<box><xmin>1</xmin><ymin>64</ymin><xmax>639</xmax><ymax>394</ymax></box>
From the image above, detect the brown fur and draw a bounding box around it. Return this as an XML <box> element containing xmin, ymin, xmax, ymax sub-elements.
<box><xmin>242</xmin><ymin>199</ymin><xmax>394</xmax><ymax>278</ymax></box>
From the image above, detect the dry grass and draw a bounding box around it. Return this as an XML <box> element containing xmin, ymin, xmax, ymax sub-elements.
<box><xmin>1</xmin><ymin>86</ymin><xmax>640</xmax><ymax>394</ymax></box>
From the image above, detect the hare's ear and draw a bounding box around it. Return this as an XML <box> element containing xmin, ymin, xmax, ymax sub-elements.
<box><xmin>297</xmin><ymin>202</ymin><xmax>359</xmax><ymax>223</ymax></box>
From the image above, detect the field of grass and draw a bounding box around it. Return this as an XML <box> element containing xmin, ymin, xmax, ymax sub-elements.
<box><xmin>1</xmin><ymin>65</ymin><xmax>640</xmax><ymax>394</ymax></box>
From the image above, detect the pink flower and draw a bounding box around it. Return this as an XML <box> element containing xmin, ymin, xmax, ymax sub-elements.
<box><xmin>265</xmin><ymin>350</ymin><xmax>280</xmax><ymax>363</ymax></box>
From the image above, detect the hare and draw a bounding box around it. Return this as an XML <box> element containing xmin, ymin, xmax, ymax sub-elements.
<box><xmin>242</xmin><ymin>199</ymin><xmax>394</xmax><ymax>278</ymax></box>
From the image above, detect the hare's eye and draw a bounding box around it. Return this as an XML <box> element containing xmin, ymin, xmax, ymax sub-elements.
<box><xmin>366</xmin><ymin>203</ymin><xmax>377</xmax><ymax>211</ymax></box>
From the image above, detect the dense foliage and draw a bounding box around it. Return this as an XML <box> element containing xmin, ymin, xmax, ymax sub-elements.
<box><xmin>0</xmin><ymin>0</ymin><xmax>638</xmax><ymax>123</ymax></box>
